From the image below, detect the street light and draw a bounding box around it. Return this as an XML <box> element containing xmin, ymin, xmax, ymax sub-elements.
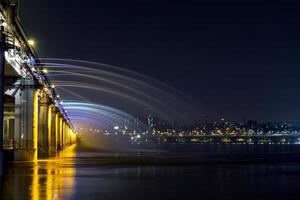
<box><xmin>42</xmin><ymin>68</ymin><xmax>48</xmax><ymax>73</ymax></box>
<box><xmin>27</xmin><ymin>39</ymin><xmax>35</xmax><ymax>46</ymax></box>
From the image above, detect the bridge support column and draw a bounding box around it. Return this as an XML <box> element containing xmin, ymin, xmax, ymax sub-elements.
<box><xmin>50</xmin><ymin>107</ymin><xmax>58</xmax><ymax>156</ymax></box>
<box><xmin>38</xmin><ymin>91</ymin><xmax>51</xmax><ymax>158</ymax></box>
<box><xmin>66</xmin><ymin>126</ymin><xmax>70</xmax><ymax>146</ymax></box>
<box><xmin>54</xmin><ymin>113</ymin><xmax>58</xmax><ymax>152</ymax></box>
<box><xmin>57</xmin><ymin>116</ymin><xmax>63</xmax><ymax>151</ymax></box>
<box><xmin>62</xmin><ymin>120</ymin><xmax>66</xmax><ymax>149</ymax></box>
<box><xmin>65</xmin><ymin>125</ymin><xmax>68</xmax><ymax>147</ymax></box>
<box><xmin>14</xmin><ymin>81</ymin><xmax>38</xmax><ymax>161</ymax></box>
<box><xmin>64</xmin><ymin>121</ymin><xmax>67</xmax><ymax>147</ymax></box>
<box><xmin>47</xmin><ymin>105</ymin><xmax>55</xmax><ymax>156</ymax></box>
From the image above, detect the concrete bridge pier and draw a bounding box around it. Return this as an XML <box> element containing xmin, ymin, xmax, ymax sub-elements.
<box><xmin>49</xmin><ymin>106</ymin><xmax>58</xmax><ymax>156</ymax></box>
<box><xmin>62</xmin><ymin>120</ymin><xmax>66</xmax><ymax>149</ymax></box>
<box><xmin>13</xmin><ymin>79</ymin><xmax>38</xmax><ymax>161</ymax></box>
<box><xmin>62</xmin><ymin>120</ymin><xmax>66</xmax><ymax>148</ymax></box>
<box><xmin>57</xmin><ymin>115</ymin><xmax>63</xmax><ymax>151</ymax></box>
<box><xmin>66</xmin><ymin>126</ymin><xmax>70</xmax><ymax>146</ymax></box>
<box><xmin>38</xmin><ymin>90</ymin><xmax>51</xmax><ymax>158</ymax></box>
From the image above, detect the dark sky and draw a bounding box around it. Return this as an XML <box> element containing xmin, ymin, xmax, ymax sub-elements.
<box><xmin>20</xmin><ymin>0</ymin><xmax>300</xmax><ymax>122</ymax></box>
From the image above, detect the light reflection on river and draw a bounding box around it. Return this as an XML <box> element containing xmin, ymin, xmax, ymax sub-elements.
<box><xmin>1</xmin><ymin>144</ymin><xmax>300</xmax><ymax>200</ymax></box>
<box><xmin>0</xmin><ymin>145</ymin><xmax>76</xmax><ymax>200</ymax></box>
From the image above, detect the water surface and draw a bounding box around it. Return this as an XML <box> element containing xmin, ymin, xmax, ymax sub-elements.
<box><xmin>1</xmin><ymin>144</ymin><xmax>300</xmax><ymax>200</ymax></box>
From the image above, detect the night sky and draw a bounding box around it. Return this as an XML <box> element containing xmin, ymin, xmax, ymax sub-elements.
<box><xmin>20</xmin><ymin>0</ymin><xmax>300</xmax><ymax>122</ymax></box>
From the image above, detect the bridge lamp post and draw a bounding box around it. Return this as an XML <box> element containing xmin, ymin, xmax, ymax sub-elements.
<box><xmin>42</xmin><ymin>68</ymin><xmax>48</xmax><ymax>74</ymax></box>
<box><xmin>27</xmin><ymin>39</ymin><xmax>35</xmax><ymax>47</ymax></box>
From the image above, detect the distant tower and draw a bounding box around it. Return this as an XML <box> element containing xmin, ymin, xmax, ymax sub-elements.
<box><xmin>147</xmin><ymin>113</ymin><xmax>154</xmax><ymax>133</ymax></box>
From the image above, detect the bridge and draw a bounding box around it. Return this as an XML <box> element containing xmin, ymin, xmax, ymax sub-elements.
<box><xmin>0</xmin><ymin>1</ymin><xmax>76</xmax><ymax>161</ymax></box>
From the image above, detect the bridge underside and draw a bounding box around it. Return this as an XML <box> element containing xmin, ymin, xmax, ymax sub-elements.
<box><xmin>3</xmin><ymin>62</ymin><xmax>76</xmax><ymax>161</ymax></box>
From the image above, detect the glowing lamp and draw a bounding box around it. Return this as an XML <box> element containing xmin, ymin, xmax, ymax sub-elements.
<box><xmin>27</xmin><ymin>39</ymin><xmax>35</xmax><ymax>46</ymax></box>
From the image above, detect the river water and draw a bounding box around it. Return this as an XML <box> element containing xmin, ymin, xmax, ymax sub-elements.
<box><xmin>1</xmin><ymin>144</ymin><xmax>300</xmax><ymax>200</ymax></box>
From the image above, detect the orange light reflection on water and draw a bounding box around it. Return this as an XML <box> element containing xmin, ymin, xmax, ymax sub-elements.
<box><xmin>29</xmin><ymin>144</ymin><xmax>77</xmax><ymax>200</ymax></box>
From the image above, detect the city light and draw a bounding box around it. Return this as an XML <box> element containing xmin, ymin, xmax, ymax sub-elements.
<box><xmin>42</xmin><ymin>68</ymin><xmax>48</xmax><ymax>73</ymax></box>
<box><xmin>27</xmin><ymin>39</ymin><xmax>35</xmax><ymax>46</ymax></box>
